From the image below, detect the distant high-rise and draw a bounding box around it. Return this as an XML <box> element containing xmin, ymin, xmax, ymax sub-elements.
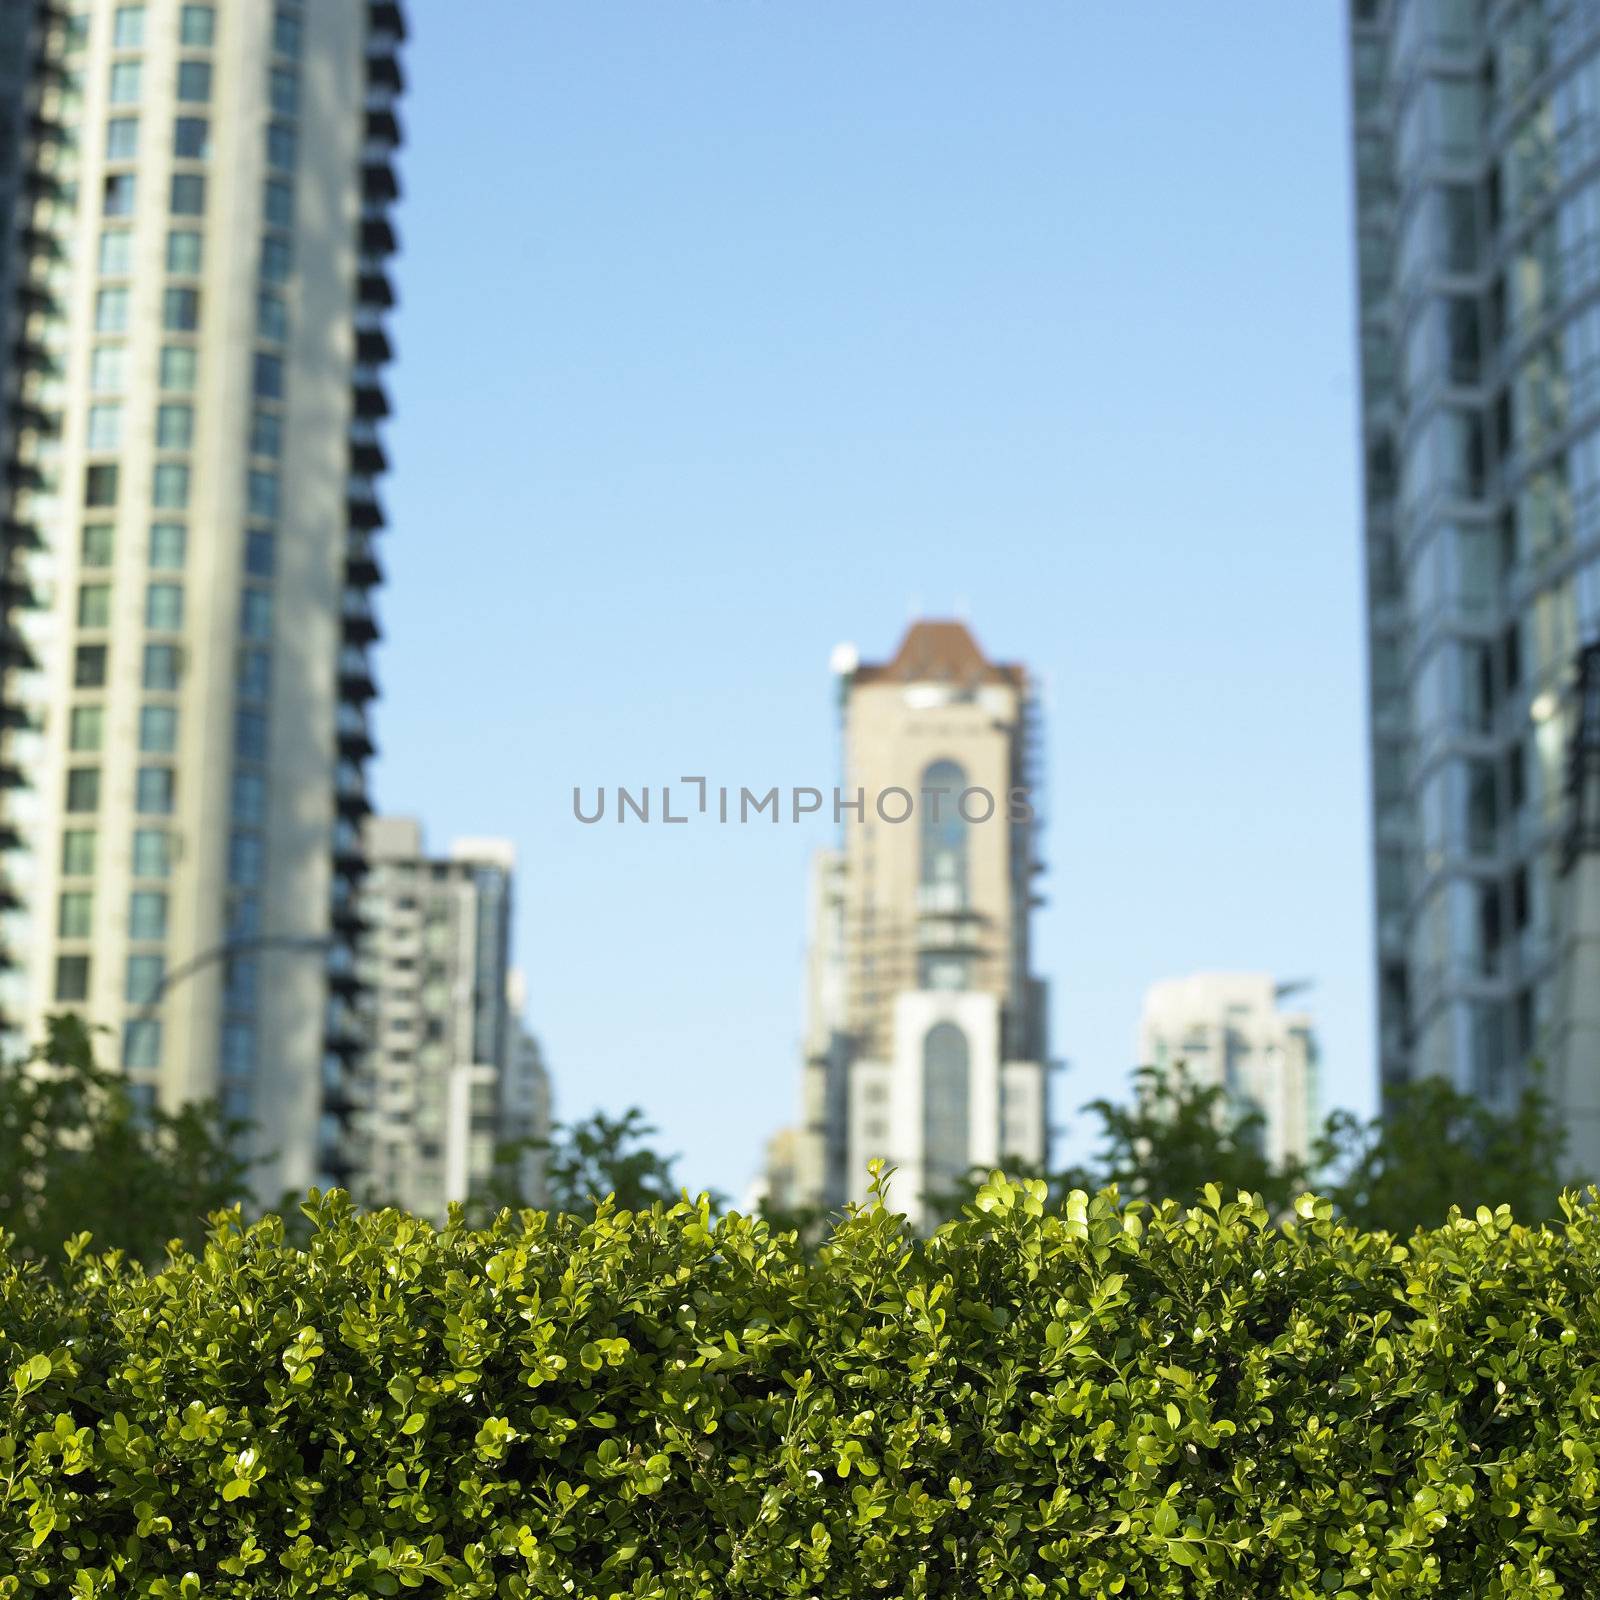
<box><xmin>784</xmin><ymin>621</ymin><xmax>1050</xmax><ymax>1227</ymax></box>
<box><xmin>1138</xmin><ymin>974</ymin><xmax>1318</xmax><ymax>1174</ymax></box>
<box><xmin>1349</xmin><ymin>0</ymin><xmax>1600</xmax><ymax>1173</ymax></box>
<box><xmin>356</xmin><ymin>819</ymin><xmax>547</xmax><ymax>1219</ymax></box>
<box><xmin>0</xmin><ymin>1</ymin><xmax>404</xmax><ymax>1197</ymax></box>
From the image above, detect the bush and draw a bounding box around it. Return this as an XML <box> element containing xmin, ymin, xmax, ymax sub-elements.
<box><xmin>3</xmin><ymin>1173</ymin><xmax>1598</xmax><ymax>1598</ymax></box>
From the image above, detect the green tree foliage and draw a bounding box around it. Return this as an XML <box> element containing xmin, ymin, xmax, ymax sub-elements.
<box><xmin>2</xmin><ymin>1174</ymin><xmax>1598</xmax><ymax>1596</ymax></box>
<box><xmin>0</xmin><ymin>1015</ymin><xmax>250</xmax><ymax>1267</ymax></box>
<box><xmin>534</xmin><ymin>1107</ymin><xmax>695</xmax><ymax>1215</ymax></box>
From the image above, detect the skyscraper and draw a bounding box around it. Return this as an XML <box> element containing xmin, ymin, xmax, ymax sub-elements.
<box><xmin>0</xmin><ymin>1</ymin><xmax>404</xmax><ymax>1198</ymax></box>
<box><xmin>1137</xmin><ymin>974</ymin><xmax>1318</xmax><ymax>1174</ymax></box>
<box><xmin>785</xmin><ymin>621</ymin><xmax>1050</xmax><ymax>1228</ymax></box>
<box><xmin>357</xmin><ymin>819</ymin><xmax>549</xmax><ymax>1220</ymax></box>
<box><xmin>1350</xmin><ymin>0</ymin><xmax>1600</xmax><ymax>1174</ymax></box>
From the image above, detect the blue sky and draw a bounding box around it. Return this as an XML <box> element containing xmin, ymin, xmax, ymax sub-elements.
<box><xmin>378</xmin><ymin>0</ymin><xmax>1369</xmax><ymax>1199</ymax></box>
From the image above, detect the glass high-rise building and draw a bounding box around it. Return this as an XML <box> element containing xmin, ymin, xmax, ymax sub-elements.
<box><xmin>1350</xmin><ymin>0</ymin><xmax>1600</xmax><ymax>1173</ymax></box>
<box><xmin>0</xmin><ymin>1</ymin><xmax>404</xmax><ymax>1198</ymax></box>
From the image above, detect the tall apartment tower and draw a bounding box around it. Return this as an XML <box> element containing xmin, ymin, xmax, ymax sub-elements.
<box><xmin>788</xmin><ymin>621</ymin><xmax>1050</xmax><ymax>1228</ymax></box>
<box><xmin>1137</xmin><ymin>974</ymin><xmax>1318</xmax><ymax>1174</ymax></box>
<box><xmin>1350</xmin><ymin>0</ymin><xmax>1600</xmax><ymax>1175</ymax></box>
<box><xmin>0</xmin><ymin>1</ymin><xmax>405</xmax><ymax>1198</ymax></box>
<box><xmin>357</xmin><ymin>819</ymin><xmax>550</xmax><ymax>1220</ymax></box>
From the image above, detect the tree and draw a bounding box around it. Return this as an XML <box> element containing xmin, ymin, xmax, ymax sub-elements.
<box><xmin>0</xmin><ymin>1014</ymin><xmax>251</xmax><ymax>1265</ymax></box>
<box><xmin>1319</xmin><ymin>1070</ymin><xmax>1568</xmax><ymax>1235</ymax></box>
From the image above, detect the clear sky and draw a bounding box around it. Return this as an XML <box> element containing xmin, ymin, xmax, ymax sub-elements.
<box><xmin>377</xmin><ymin>0</ymin><xmax>1369</xmax><ymax>1200</ymax></box>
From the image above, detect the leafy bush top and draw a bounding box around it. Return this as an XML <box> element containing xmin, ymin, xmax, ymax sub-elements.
<box><xmin>3</xmin><ymin>1174</ymin><xmax>1599</xmax><ymax>1598</ymax></box>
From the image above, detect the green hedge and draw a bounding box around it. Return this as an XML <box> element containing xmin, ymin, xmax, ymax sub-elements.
<box><xmin>3</xmin><ymin>1174</ymin><xmax>1599</xmax><ymax>1598</ymax></box>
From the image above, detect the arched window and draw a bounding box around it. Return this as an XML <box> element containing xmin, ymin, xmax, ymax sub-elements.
<box><xmin>922</xmin><ymin>1020</ymin><xmax>970</xmax><ymax>1194</ymax></box>
<box><xmin>919</xmin><ymin>759</ymin><xmax>968</xmax><ymax>908</ymax></box>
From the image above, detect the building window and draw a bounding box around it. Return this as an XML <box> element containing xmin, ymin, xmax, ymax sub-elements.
<box><xmin>55</xmin><ymin>956</ymin><xmax>90</xmax><ymax>1003</ymax></box>
<box><xmin>95</xmin><ymin>286</ymin><xmax>129</xmax><ymax>332</ymax></box>
<box><xmin>234</xmin><ymin>709</ymin><xmax>268</xmax><ymax>762</ymax></box>
<box><xmin>108</xmin><ymin>61</ymin><xmax>142</xmax><ymax>105</ymax></box>
<box><xmin>143</xmin><ymin>644</ymin><xmax>180</xmax><ymax>690</ymax></box>
<box><xmin>922</xmin><ymin>1021</ymin><xmax>971</xmax><ymax>1197</ymax></box>
<box><xmin>145</xmin><ymin>581</ymin><xmax>184</xmax><ymax>630</ymax></box>
<box><xmin>82</xmin><ymin>525</ymin><xmax>114</xmax><ymax>567</ymax></box>
<box><xmin>179</xmin><ymin>4</ymin><xmax>215</xmax><ymax>46</ymax></box>
<box><xmin>132</xmin><ymin>829</ymin><xmax>170</xmax><ymax>879</ymax></box>
<box><xmin>163</xmin><ymin>287</ymin><xmax>200</xmax><ymax>332</ymax></box>
<box><xmin>105</xmin><ymin>116</ymin><xmax>138</xmax><ymax>160</ymax></box>
<box><xmin>87</xmin><ymin>402</ymin><xmax>122</xmax><ymax>450</ymax></box>
<box><xmin>228</xmin><ymin>832</ymin><xmax>264</xmax><ymax>887</ymax></box>
<box><xmin>241</xmin><ymin>590</ymin><xmax>272</xmax><ymax>641</ymax></box>
<box><xmin>266</xmin><ymin>122</ymin><xmax>295</xmax><ymax>172</ymax></box>
<box><xmin>221</xmin><ymin>1021</ymin><xmax>255</xmax><ymax>1077</ymax></box>
<box><xmin>58</xmin><ymin>891</ymin><xmax>93</xmax><ymax>939</ymax></box>
<box><xmin>170</xmin><ymin>172</ymin><xmax>206</xmax><ymax>215</ymax></box>
<box><xmin>247</xmin><ymin>470</ymin><xmax>278</xmax><ymax>520</ymax></box>
<box><xmin>237</xmin><ymin>647</ymin><xmax>271</xmax><ymax>699</ymax></box>
<box><xmin>160</xmin><ymin>346</ymin><xmax>197</xmax><ymax>390</ymax></box>
<box><xmin>75</xmin><ymin>645</ymin><xmax>108</xmax><ymax>688</ymax></box>
<box><xmin>264</xmin><ymin>177</ymin><xmax>293</xmax><ymax>228</ymax></box>
<box><xmin>76</xmin><ymin>583</ymin><xmax>111</xmax><ymax>628</ymax></box>
<box><xmin>250</xmin><ymin>414</ymin><xmax>281</xmax><ymax>462</ymax></box>
<box><xmin>112</xmin><ymin>5</ymin><xmax>144</xmax><ymax>48</ymax></box>
<box><xmin>173</xmin><ymin>116</ymin><xmax>209</xmax><ymax>160</ymax></box>
<box><xmin>135</xmin><ymin>767</ymin><xmax>175</xmax><ymax>816</ymax></box>
<box><xmin>69</xmin><ymin>706</ymin><xmax>104</xmax><ymax>752</ymax></box>
<box><xmin>224</xmin><ymin>957</ymin><xmax>258</xmax><ymax>1013</ymax></box>
<box><xmin>273</xmin><ymin>9</ymin><xmax>302</xmax><ymax>56</ymax></box>
<box><xmin>245</xmin><ymin>530</ymin><xmax>275</xmax><ymax>577</ymax></box>
<box><xmin>85</xmin><ymin>463</ymin><xmax>119</xmax><ymax>506</ymax></box>
<box><xmin>261</xmin><ymin>236</ymin><xmax>292</xmax><ymax>283</ymax></box>
<box><xmin>91</xmin><ymin>346</ymin><xmax>126</xmax><ymax>392</ymax></box>
<box><xmin>139</xmin><ymin>705</ymin><xmax>178</xmax><ymax>753</ymax></box>
<box><xmin>166</xmin><ymin>229</ymin><xmax>202</xmax><ymax>274</ymax></box>
<box><xmin>61</xmin><ymin>830</ymin><xmax>96</xmax><ymax>877</ymax></box>
<box><xmin>257</xmin><ymin>292</ymin><xmax>287</xmax><ymax>342</ymax></box>
<box><xmin>98</xmin><ymin>229</ymin><xmax>132</xmax><ymax>274</ymax></box>
<box><xmin>156</xmin><ymin>404</ymin><xmax>193</xmax><ymax>450</ymax></box>
<box><xmin>149</xmin><ymin>521</ymin><xmax>186</xmax><ymax>568</ymax></box>
<box><xmin>152</xmin><ymin>464</ymin><xmax>190</xmax><ymax>510</ymax></box>
<box><xmin>123</xmin><ymin>1020</ymin><xmax>161</xmax><ymax>1071</ymax></box>
<box><xmin>126</xmin><ymin>953</ymin><xmax>165</xmax><ymax>1006</ymax></box>
<box><xmin>103</xmin><ymin>173</ymin><xmax>136</xmax><ymax>216</ymax></box>
<box><xmin>129</xmin><ymin>891</ymin><xmax>168</xmax><ymax>941</ymax></box>
<box><xmin>232</xmin><ymin>771</ymin><xmax>266</xmax><ymax>825</ymax></box>
<box><xmin>270</xmin><ymin>67</ymin><xmax>298</xmax><ymax>118</ymax></box>
<box><xmin>176</xmin><ymin>59</ymin><xmax>212</xmax><ymax>102</ymax></box>
<box><xmin>253</xmin><ymin>352</ymin><xmax>284</xmax><ymax>400</ymax></box>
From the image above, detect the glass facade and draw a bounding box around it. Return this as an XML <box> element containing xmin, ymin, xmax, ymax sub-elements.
<box><xmin>1351</xmin><ymin>0</ymin><xmax>1600</xmax><ymax>1108</ymax></box>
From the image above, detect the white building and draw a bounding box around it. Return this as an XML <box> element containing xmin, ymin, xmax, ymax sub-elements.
<box><xmin>0</xmin><ymin>0</ymin><xmax>405</xmax><ymax>1199</ymax></box>
<box><xmin>780</xmin><ymin>621</ymin><xmax>1051</xmax><ymax>1229</ymax></box>
<box><xmin>1137</xmin><ymin>973</ymin><xmax>1318</xmax><ymax>1173</ymax></box>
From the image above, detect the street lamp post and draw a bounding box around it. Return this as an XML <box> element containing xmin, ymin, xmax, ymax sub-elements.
<box><xmin>136</xmin><ymin>934</ymin><xmax>335</xmax><ymax>1022</ymax></box>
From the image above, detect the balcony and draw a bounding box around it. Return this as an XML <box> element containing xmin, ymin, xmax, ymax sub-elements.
<box><xmin>354</xmin><ymin>325</ymin><xmax>392</xmax><ymax>368</ymax></box>
<box><xmin>366</xmin><ymin>51</ymin><xmax>404</xmax><ymax>95</ymax></box>
<box><xmin>356</xmin><ymin>269</ymin><xmax>395</xmax><ymax>310</ymax></box>
<box><xmin>360</xmin><ymin>215</ymin><xmax>398</xmax><ymax>259</ymax></box>
<box><xmin>341</xmin><ymin>590</ymin><xmax>380</xmax><ymax>645</ymax></box>
<box><xmin>370</xmin><ymin>1</ymin><xmax>408</xmax><ymax>39</ymax></box>
<box><xmin>365</xmin><ymin>106</ymin><xmax>403</xmax><ymax>149</ymax></box>
<box><xmin>345</xmin><ymin>532</ymin><xmax>383</xmax><ymax>590</ymax></box>
<box><xmin>362</xmin><ymin>159</ymin><xmax>400</xmax><ymax>205</ymax></box>
<box><xmin>347</xmin><ymin>489</ymin><xmax>384</xmax><ymax>532</ymax></box>
<box><xmin>349</xmin><ymin>430</ymin><xmax>387</xmax><ymax>476</ymax></box>
<box><xmin>338</xmin><ymin>646</ymin><xmax>377</xmax><ymax>701</ymax></box>
<box><xmin>337</xmin><ymin>703</ymin><xmax>376</xmax><ymax>758</ymax></box>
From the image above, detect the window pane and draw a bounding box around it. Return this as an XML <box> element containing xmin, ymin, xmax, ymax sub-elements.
<box><xmin>152</xmin><ymin>463</ymin><xmax>190</xmax><ymax>509</ymax></box>
<box><xmin>264</xmin><ymin>177</ymin><xmax>293</xmax><ymax>228</ymax></box>
<box><xmin>62</xmin><ymin>830</ymin><xmax>96</xmax><ymax>876</ymax></box>
<box><xmin>177</xmin><ymin>60</ymin><xmax>211</xmax><ymax>102</ymax></box>
<box><xmin>253</xmin><ymin>352</ymin><xmax>284</xmax><ymax>399</ymax></box>
<box><xmin>235</xmin><ymin>709</ymin><xmax>268</xmax><ymax>762</ymax></box>
<box><xmin>156</xmin><ymin>403</ymin><xmax>193</xmax><ymax>450</ymax></box>
<box><xmin>55</xmin><ymin>956</ymin><xmax>90</xmax><ymax>1002</ymax></box>
<box><xmin>69</xmin><ymin>706</ymin><xmax>104</xmax><ymax>751</ymax></box>
<box><xmin>170</xmin><ymin>172</ymin><xmax>206</xmax><ymax>215</ymax></box>
<box><xmin>126</xmin><ymin>953</ymin><xmax>165</xmax><ymax>1006</ymax></box>
<box><xmin>257</xmin><ymin>292</ymin><xmax>287</xmax><ymax>342</ymax></box>
<box><xmin>160</xmin><ymin>346</ymin><xmax>197</xmax><ymax>390</ymax></box>
<box><xmin>245</xmin><ymin>530</ymin><xmax>275</xmax><ymax>577</ymax></box>
<box><xmin>139</xmin><ymin>705</ymin><xmax>177</xmax><ymax>753</ymax></box>
<box><xmin>85</xmin><ymin>463</ymin><xmax>119</xmax><ymax>507</ymax></box>
<box><xmin>65</xmin><ymin>768</ymin><xmax>100</xmax><ymax>812</ymax></box>
<box><xmin>105</xmin><ymin>116</ymin><xmax>138</xmax><ymax>160</ymax></box>
<box><xmin>149</xmin><ymin>521</ymin><xmax>186</xmax><ymax>567</ymax></box>
<box><xmin>58</xmin><ymin>891</ymin><xmax>93</xmax><ymax>938</ymax></box>
<box><xmin>179</xmin><ymin>4</ymin><xmax>214</xmax><ymax>46</ymax></box>
<box><xmin>103</xmin><ymin>173</ymin><xmax>136</xmax><ymax>215</ymax></box>
<box><xmin>241</xmin><ymin>590</ymin><xmax>273</xmax><ymax>641</ymax></box>
<box><xmin>163</xmin><ymin>287</ymin><xmax>200</xmax><ymax>331</ymax></box>
<box><xmin>82</xmin><ymin>525</ymin><xmax>114</xmax><ymax>566</ymax></box>
<box><xmin>109</xmin><ymin>61</ymin><xmax>141</xmax><ymax>104</ymax></box>
<box><xmin>77</xmin><ymin>583</ymin><xmax>110</xmax><ymax>628</ymax></box>
<box><xmin>142</xmin><ymin>644</ymin><xmax>179</xmax><ymax>690</ymax></box>
<box><xmin>232</xmin><ymin>771</ymin><xmax>265</xmax><ymax>825</ymax></box>
<box><xmin>98</xmin><ymin>229</ymin><xmax>132</xmax><ymax>274</ymax></box>
<box><xmin>135</xmin><ymin>769</ymin><xmax>175</xmax><ymax>816</ymax></box>
<box><xmin>91</xmin><ymin>346</ymin><xmax>125</xmax><ymax>392</ymax></box>
<box><xmin>112</xmin><ymin>6</ymin><xmax>144</xmax><ymax>48</ymax></box>
<box><xmin>266</xmin><ymin>122</ymin><xmax>295</xmax><ymax>172</ymax></box>
<box><xmin>146</xmin><ymin>581</ymin><xmax>184</xmax><ymax>630</ymax></box>
<box><xmin>173</xmin><ymin>116</ymin><xmax>209</xmax><ymax>160</ymax></box>
<box><xmin>132</xmin><ymin>828</ymin><xmax>170</xmax><ymax>879</ymax></box>
<box><xmin>123</xmin><ymin>1020</ymin><xmax>162</xmax><ymax>1071</ymax></box>
<box><xmin>166</xmin><ymin>229</ymin><xmax>202</xmax><ymax>273</ymax></box>
<box><xmin>250</xmin><ymin>412</ymin><xmax>281</xmax><ymax>459</ymax></box>
<box><xmin>75</xmin><ymin>645</ymin><xmax>108</xmax><ymax>688</ymax></box>
<box><xmin>238</xmin><ymin>646</ymin><xmax>271</xmax><ymax>699</ymax></box>
<box><xmin>87</xmin><ymin>401</ymin><xmax>121</xmax><ymax>450</ymax></box>
<box><xmin>261</xmin><ymin>236</ymin><xmax>292</xmax><ymax>283</ymax></box>
<box><xmin>247</xmin><ymin>470</ymin><xmax>278</xmax><ymax>520</ymax></box>
<box><xmin>95</xmin><ymin>287</ymin><xmax>128</xmax><ymax>332</ymax></box>
<box><xmin>229</xmin><ymin>832</ymin><xmax>264</xmax><ymax>887</ymax></box>
<box><xmin>270</xmin><ymin>67</ymin><xmax>298</xmax><ymax>117</ymax></box>
<box><xmin>273</xmin><ymin>10</ymin><xmax>302</xmax><ymax>55</ymax></box>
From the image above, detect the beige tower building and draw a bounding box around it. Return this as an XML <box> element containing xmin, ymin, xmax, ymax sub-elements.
<box><xmin>1138</xmin><ymin>973</ymin><xmax>1318</xmax><ymax>1174</ymax></box>
<box><xmin>787</xmin><ymin>621</ymin><xmax>1050</xmax><ymax>1228</ymax></box>
<box><xmin>0</xmin><ymin>1</ymin><xmax>404</xmax><ymax>1198</ymax></box>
